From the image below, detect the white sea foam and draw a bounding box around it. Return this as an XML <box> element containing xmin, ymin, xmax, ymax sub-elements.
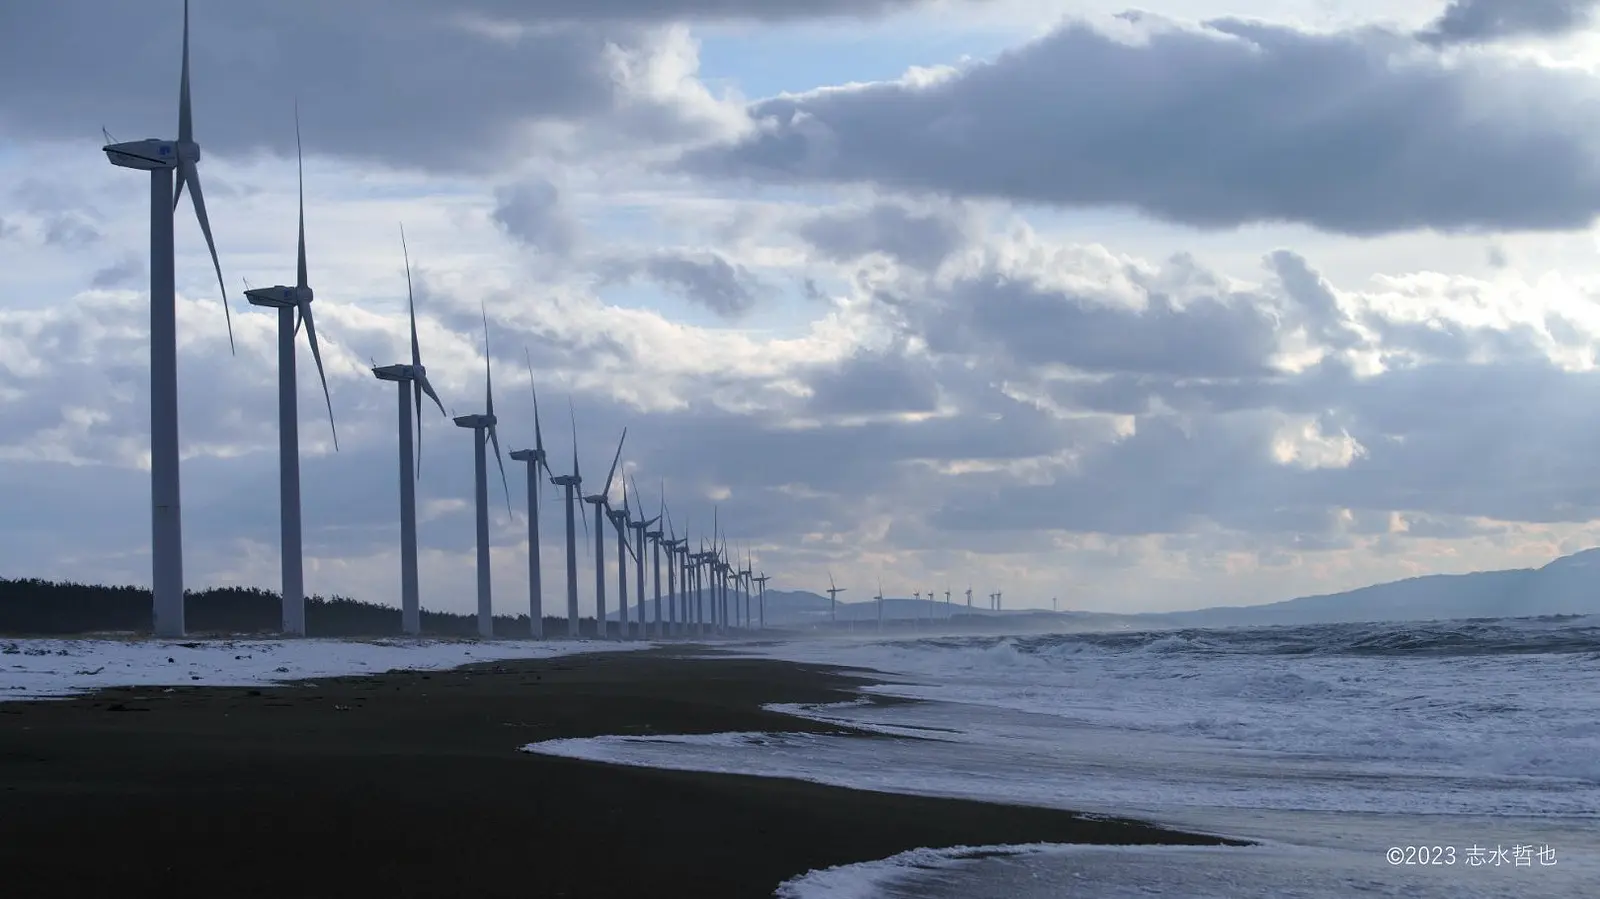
<box><xmin>527</xmin><ymin>619</ymin><xmax>1600</xmax><ymax>897</ymax></box>
<box><xmin>0</xmin><ymin>636</ymin><xmax>648</xmax><ymax>701</ymax></box>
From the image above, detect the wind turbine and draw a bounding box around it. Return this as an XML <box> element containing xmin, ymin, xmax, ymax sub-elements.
<box><xmin>371</xmin><ymin>227</ymin><xmax>449</xmax><ymax>635</ymax></box>
<box><xmin>641</xmin><ymin>479</ymin><xmax>665</xmax><ymax>638</ymax></box>
<box><xmin>548</xmin><ymin>403</ymin><xmax>587</xmax><ymax>637</ymax></box>
<box><xmin>739</xmin><ymin>544</ymin><xmax>754</xmax><ymax>632</ymax></box>
<box><xmin>584</xmin><ymin>429</ymin><xmax>627</xmax><ymax>638</ymax></box>
<box><xmin>508</xmin><ymin>349</ymin><xmax>551</xmax><ymax>638</ymax></box>
<box><xmin>913</xmin><ymin>591</ymin><xmax>922</xmax><ymax>630</ymax></box>
<box><xmin>663</xmin><ymin>506</ymin><xmax>687</xmax><ymax>637</ymax></box>
<box><xmin>966</xmin><ymin>586</ymin><xmax>973</xmax><ymax>609</ymax></box>
<box><xmin>627</xmin><ymin>476</ymin><xmax>661</xmax><ymax>639</ymax></box>
<box><xmin>875</xmin><ymin>580</ymin><xmax>885</xmax><ymax>631</ymax></box>
<box><xmin>945</xmin><ymin>588</ymin><xmax>952</xmax><ymax>621</ymax></box>
<box><xmin>242</xmin><ymin>110</ymin><xmax>337</xmax><ymax>637</ymax></box>
<box><xmin>753</xmin><ymin>569</ymin><xmax>770</xmax><ymax>631</ymax></box>
<box><xmin>102</xmin><ymin>0</ymin><xmax>231</xmax><ymax>637</ymax></box>
<box><xmin>453</xmin><ymin>308</ymin><xmax>512</xmax><ymax>639</ymax></box>
<box><xmin>827</xmin><ymin>573</ymin><xmax>845</xmax><ymax>627</ymax></box>
<box><xmin>605</xmin><ymin>472</ymin><xmax>640</xmax><ymax>640</ymax></box>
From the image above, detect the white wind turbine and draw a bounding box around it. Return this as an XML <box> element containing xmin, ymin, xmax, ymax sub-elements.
<box><xmin>827</xmin><ymin>572</ymin><xmax>844</xmax><ymax>627</ymax></box>
<box><xmin>627</xmin><ymin>475</ymin><xmax>661</xmax><ymax>639</ymax></box>
<box><xmin>101</xmin><ymin>0</ymin><xmax>232</xmax><ymax>637</ymax></box>
<box><xmin>549</xmin><ymin>402</ymin><xmax>591</xmax><ymax>637</ymax></box>
<box><xmin>509</xmin><ymin>350</ymin><xmax>552</xmax><ymax>638</ymax></box>
<box><xmin>605</xmin><ymin>473</ymin><xmax>640</xmax><ymax>640</ymax></box>
<box><xmin>371</xmin><ymin>228</ymin><xmax>449</xmax><ymax>635</ymax></box>
<box><xmin>454</xmin><ymin>308</ymin><xmax>513</xmax><ymax>639</ymax></box>
<box><xmin>243</xmin><ymin>110</ymin><xmax>337</xmax><ymax>637</ymax></box>
<box><xmin>584</xmin><ymin>429</ymin><xmax>627</xmax><ymax>638</ymax></box>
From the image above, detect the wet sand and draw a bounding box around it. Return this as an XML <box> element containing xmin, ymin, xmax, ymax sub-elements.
<box><xmin>0</xmin><ymin>647</ymin><xmax>1234</xmax><ymax>897</ymax></box>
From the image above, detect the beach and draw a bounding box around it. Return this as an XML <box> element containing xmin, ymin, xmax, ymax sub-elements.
<box><xmin>0</xmin><ymin>646</ymin><xmax>1227</xmax><ymax>898</ymax></box>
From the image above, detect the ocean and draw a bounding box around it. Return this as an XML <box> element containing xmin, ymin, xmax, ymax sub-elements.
<box><xmin>527</xmin><ymin>616</ymin><xmax>1600</xmax><ymax>897</ymax></box>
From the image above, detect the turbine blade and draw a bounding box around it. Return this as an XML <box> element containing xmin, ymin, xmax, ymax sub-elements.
<box><xmin>300</xmin><ymin>303</ymin><xmax>338</xmax><ymax>450</ymax></box>
<box><xmin>481</xmin><ymin>303</ymin><xmax>493</xmax><ymax>419</ymax></box>
<box><xmin>418</xmin><ymin>373</ymin><xmax>447</xmax><ymax>419</ymax></box>
<box><xmin>491</xmin><ymin>425</ymin><xmax>511</xmax><ymax>517</ymax></box>
<box><xmin>413</xmin><ymin>380</ymin><xmax>424</xmax><ymax>479</ymax></box>
<box><xmin>602</xmin><ymin>428</ymin><xmax>626</xmax><ymax>500</ymax></box>
<box><xmin>581</xmin><ymin>492</ymin><xmax>591</xmax><ymax>550</ymax></box>
<box><xmin>525</xmin><ymin>346</ymin><xmax>544</xmax><ymax>457</ymax></box>
<box><xmin>295</xmin><ymin>101</ymin><xmax>307</xmax><ymax>290</ymax></box>
<box><xmin>568</xmin><ymin>398</ymin><xmax>581</xmax><ymax>482</ymax></box>
<box><xmin>177</xmin><ymin>0</ymin><xmax>192</xmax><ymax>145</ymax></box>
<box><xmin>402</xmin><ymin>225</ymin><xmax>421</xmax><ymax>370</ymax></box>
<box><xmin>181</xmin><ymin>161</ymin><xmax>234</xmax><ymax>355</ymax></box>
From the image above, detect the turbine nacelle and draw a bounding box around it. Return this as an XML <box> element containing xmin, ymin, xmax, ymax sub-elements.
<box><xmin>550</xmin><ymin>473</ymin><xmax>582</xmax><ymax>488</ymax></box>
<box><xmin>454</xmin><ymin>413</ymin><xmax>496</xmax><ymax>430</ymax></box>
<box><xmin>104</xmin><ymin>139</ymin><xmax>178</xmax><ymax>171</ymax></box>
<box><xmin>508</xmin><ymin>448</ymin><xmax>545</xmax><ymax>464</ymax></box>
<box><xmin>371</xmin><ymin>362</ymin><xmax>416</xmax><ymax>383</ymax></box>
<box><xmin>244</xmin><ymin>284</ymin><xmax>313</xmax><ymax>309</ymax></box>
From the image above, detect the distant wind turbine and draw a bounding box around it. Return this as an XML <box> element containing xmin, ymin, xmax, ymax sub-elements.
<box><xmin>662</xmin><ymin>503</ymin><xmax>686</xmax><ymax>636</ymax></box>
<box><xmin>966</xmin><ymin>587</ymin><xmax>973</xmax><ymax>609</ymax></box>
<box><xmin>508</xmin><ymin>350</ymin><xmax>552</xmax><ymax>638</ymax></box>
<box><xmin>605</xmin><ymin>471</ymin><xmax>640</xmax><ymax>640</ymax></box>
<box><xmin>827</xmin><ymin>573</ymin><xmax>845</xmax><ymax>627</ymax></box>
<box><xmin>875</xmin><ymin>580</ymin><xmax>885</xmax><ymax>631</ymax></box>
<box><xmin>584</xmin><ymin>429</ymin><xmax>627</xmax><ymax>638</ymax></box>
<box><xmin>753</xmin><ymin>567</ymin><xmax>770</xmax><ymax>631</ymax></box>
<box><xmin>243</xmin><ymin>108</ymin><xmax>337</xmax><ymax>637</ymax></box>
<box><xmin>627</xmin><ymin>475</ymin><xmax>661</xmax><ymax>639</ymax></box>
<box><xmin>640</xmin><ymin>478</ymin><xmax>665</xmax><ymax>638</ymax></box>
<box><xmin>371</xmin><ymin>227</ymin><xmax>449</xmax><ymax>635</ymax></box>
<box><xmin>102</xmin><ymin>0</ymin><xmax>232</xmax><ymax>636</ymax></box>
<box><xmin>453</xmin><ymin>308</ymin><xmax>512</xmax><ymax>638</ymax></box>
<box><xmin>548</xmin><ymin>403</ymin><xmax>587</xmax><ymax>637</ymax></box>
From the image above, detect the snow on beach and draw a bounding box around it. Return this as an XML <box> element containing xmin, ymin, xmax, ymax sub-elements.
<box><xmin>0</xmin><ymin>636</ymin><xmax>649</xmax><ymax>702</ymax></box>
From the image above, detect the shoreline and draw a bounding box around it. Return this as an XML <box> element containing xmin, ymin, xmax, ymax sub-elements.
<box><xmin>0</xmin><ymin>646</ymin><xmax>1237</xmax><ymax>898</ymax></box>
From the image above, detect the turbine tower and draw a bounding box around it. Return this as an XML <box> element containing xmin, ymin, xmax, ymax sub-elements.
<box><xmin>101</xmin><ymin>0</ymin><xmax>232</xmax><ymax>637</ymax></box>
<box><xmin>243</xmin><ymin>110</ymin><xmax>337</xmax><ymax>637</ymax></box>
<box><xmin>827</xmin><ymin>573</ymin><xmax>845</xmax><ymax>627</ymax></box>
<box><xmin>966</xmin><ymin>586</ymin><xmax>973</xmax><ymax>609</ymax></box>
<box><xmin>753</xmin><ymin>569</ymin><xmax>770</xmax><ymax>631</ymax></box>
<box><xmin>662</xmin><ymin>507</ymin><xmax>686</xmax><ymax>637</ymax></box>
<box><xmin>508</xmin><ymin>350</ymin><xmax>551</xmax><ymax>638</ymax></box>
<box><xmin>549</xmin><ymin>403</ymin><xmax>587</xmax><ymax>637</ymax></box>
<box><xmin>875</xmin><ymin>580</ymin><xmax>885</xmax><ymax>631</ymax></box>
<box><xmin>584</xmin><ymin>429</ymin><xmax>627</xmax><ymax>638</ymax></box>
<box><xmin>371</xmin><ymin>228</ymin><xmax>448</xmax><ymax>635</ymax></box>
<box><xmin>627</xmin><ymin>476</ymin><xmax>661</xmax><ymax>639</ymax></box>
<box><xmin>642</xmin><ymin>481</ymin><xmax>665</xmax><ymax>638</ymax></box>
<box><xmin>453</xmin><ymin>308</ymin><xmax>512</xmax><ymax>638</ymax></box>
<box><xmin>605</xmin><ymin>473</ymin><xmax>639</xmax><ymax>640</ymax></box>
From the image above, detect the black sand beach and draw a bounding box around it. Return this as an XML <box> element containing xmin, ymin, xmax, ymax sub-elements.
<box><xmin>0</xmin><ymin>647</ymin><xmax>1232</xmax><ymax>898</ymax></box>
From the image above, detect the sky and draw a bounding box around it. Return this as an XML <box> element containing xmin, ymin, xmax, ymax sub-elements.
<box><xmin>7</xmin><ymin>0</ymin><xmax>1600</xmax><ymax>616</ymax></box>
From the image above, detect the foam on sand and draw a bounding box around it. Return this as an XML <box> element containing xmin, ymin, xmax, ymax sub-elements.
<box><xmin>0</xmin><ymin>636</ymin><xmax>649</xmax><ymax>701</ymax></box>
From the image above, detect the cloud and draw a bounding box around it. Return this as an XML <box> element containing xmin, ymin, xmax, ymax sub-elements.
<box><xmin>601</xmin><ymin>251</ymin><xmax>769</xmax><ymax>318</ymax></box>
<box><xmin>492</xmin><ymin>178</ymin><xmax>580</xmax><ymax>256</ymax></box>
<box><xmin>684</xmin><ymin>15</ymin><xmax>1600</xmax><ymax>235</ymax></box>
<box><xmin>1418</xmin><ymin>0</ymin><xmax>1600</xmax><ymax>45</ymax></box>
<box><xmin>0</xmin><ymin>2</ymin><xmax>754</xmax><ymax>174</ymax></box>
<box><xmin>796</xmin><ymin>200</ymin><xmax>975</xmax><ymax>270</ymax></box>
<box><xmin>90</xmin><ymin>255</ymin><xmax>144</xmax><ymax>289</ymax></box>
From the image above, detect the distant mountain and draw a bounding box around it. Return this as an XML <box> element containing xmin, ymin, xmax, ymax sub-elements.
<box><xmin>1147</xmin><ymin>548</ymin><xmax>1600</xmax><ymax>629</ymax></box>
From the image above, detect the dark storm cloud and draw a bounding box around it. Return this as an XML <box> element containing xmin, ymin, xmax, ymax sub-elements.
<box><xmin>796</xmin><ymin>201</ymin><xmax>973</xmax><ymax>270</ymax></box>
<box><xmin>684</xmin><ymin>16</ymin><xmax>1600</xmax><ymax>234</ymax></box>
<box><xmin>0</xmin><ymin>1</ymin><xmax>967</xmax><ymax>173</ymax></box>
<box><xmin>1418</xmin><ymin>0</ymin><xmax>1600</xmax><ymax>45</ymax></box>
<box><xmin>802</xmin><ymin>348</ymin><xmax>942</xmax><ymax>416</ymax></box>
